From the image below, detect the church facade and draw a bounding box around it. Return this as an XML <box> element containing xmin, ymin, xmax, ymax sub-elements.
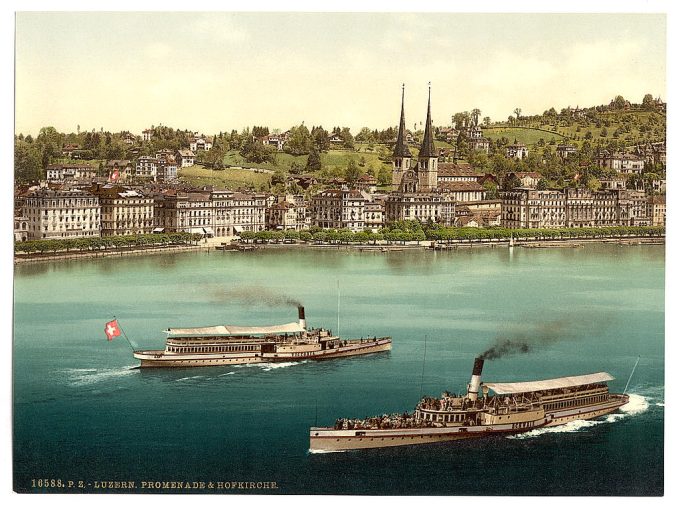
<box><xmin>385</xmin><ymin>85</ymin><xmax>458</xmax><ymax>226</ymax></box>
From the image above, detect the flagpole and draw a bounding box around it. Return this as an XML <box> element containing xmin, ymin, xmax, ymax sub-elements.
<box><xmin>112</xmin><ymin>316</ymin><xmax>137</xmax><ymax>352</ymax></box>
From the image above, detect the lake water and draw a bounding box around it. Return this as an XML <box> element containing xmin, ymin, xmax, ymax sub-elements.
<box><xmin>13</xmin><ymin>244</ymin><xmax>665</xmax><ymax>495</ymax></box>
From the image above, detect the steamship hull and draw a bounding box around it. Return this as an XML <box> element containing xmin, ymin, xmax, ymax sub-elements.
<box><xmin>134</xmin><ymin>337</ymin><xmax>391</xmax><ymax>368</ymax></box>
<box><xmin>132</xmin><ymin>305</ymin><xmax>391</xmax><ymax>368</ymax></box>
<box><xmin>309</xmin><ymin>393</ymin><xmax>629</xmax><ymax>452</ymax></box>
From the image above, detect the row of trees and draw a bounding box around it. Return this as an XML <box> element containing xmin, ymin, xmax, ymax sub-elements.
<box><xmin>15</xmin><ymin>233</ymin><xmax>203</xmax><ymax>254</ymax></box>
<box><xmin>238</xmin><ymin>224</ymin><xmax>664</xmax><ymax>245</ymax></box>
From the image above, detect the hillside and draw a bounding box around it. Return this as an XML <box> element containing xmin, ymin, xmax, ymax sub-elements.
<box><xmin>483</xmin><ymin>108</ymin><xmax>665</xmax><ymax>152</ymax></box>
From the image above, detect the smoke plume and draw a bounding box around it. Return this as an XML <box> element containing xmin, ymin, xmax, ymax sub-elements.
<box><xmin>211</xmin><ymin>285</ymin><xmax>302</xmax><ymax>308</ymax></box>
<box><xmin>479</xmin><ymin>317</ymin><xmax>593</xmax><ymax>360</ymax></box>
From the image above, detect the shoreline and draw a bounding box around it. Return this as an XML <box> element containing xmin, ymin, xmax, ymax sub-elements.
<box><xmin>13</xmin><ymin>234</ymin><xmax>665</xmax><ymax>264</ymax></box>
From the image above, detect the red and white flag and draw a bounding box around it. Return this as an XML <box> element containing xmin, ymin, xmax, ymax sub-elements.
<box><xmin>110</xmin><ymin>168</ymin><xmax>120</xmax><ymax>182</ymax></box>
<box><xmin>105</xmin><ymin>319</ymin><xmax>121</xmax><ymax>341</ymax></box>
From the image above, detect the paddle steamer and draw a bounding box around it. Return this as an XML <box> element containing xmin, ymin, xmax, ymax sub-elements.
<box><xmin>309</xmin><ymin>357</ymin><xmax>629</xmax><ymax>451</ymax></box>
<box><xmin>133</xmin><ymin>307</ymin><xmax>391</xmax><ymax>368</ymax></box>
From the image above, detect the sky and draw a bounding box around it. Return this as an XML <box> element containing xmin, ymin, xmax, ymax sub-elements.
<box><xmin>14</xmin><ymin>11</ymin><xmax>667</xmax><ymax>137</ymax></box>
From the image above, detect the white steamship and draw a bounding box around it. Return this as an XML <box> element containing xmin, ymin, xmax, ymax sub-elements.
<box><xmin>133</xmin><ymin>306</ymin><xmax>391</xmax><ymax>368</ymax></box>
<box><xmin>309</xmin><ymin>357</ymin><xmax>629</xmax><ymax>451</ymax></box>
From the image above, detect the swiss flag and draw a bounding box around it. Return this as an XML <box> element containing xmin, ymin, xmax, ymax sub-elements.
<box><xmin>105</xmin><ymin>319</ymin><xmax>121</xmax><ymax>341</ymax></box>
<box><xmin>110</xmin><ymin>168</ymin><xmax>120</xmax><ymax>182</ymax></box>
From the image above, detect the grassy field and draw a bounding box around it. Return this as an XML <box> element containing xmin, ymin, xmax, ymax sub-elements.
<box><xmin>178</xmin><ymin>165</ymin><xmax>271</xmax><ymax>190</ymax></box>
<box><xmin>484</xmin><ymin>110</ymin><xmax>665</xmax><ymax>151</ymax></box>
<box><xmin>483</xmin><ymin>127</ymin><xmax>564</xmax><ymax>146</ymax></box>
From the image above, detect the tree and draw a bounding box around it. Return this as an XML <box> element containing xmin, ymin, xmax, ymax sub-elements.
<box><xmin>514</xmin><ymin>107</ymin><xmax>522</xmax><ymax>120</ymax></box>
<box><xmin>344</xmin><ymin>159</ymin><xmax>361</xmax><ymax>185</ymax></box>
<box><xmin>377</xmin><ymin>167</ymin><xmax>391</xmax><ymax>186</ymax></box>
<box><xmin>285</xmin><ymin>124</ymin><xmax>313</xmax><ymax>155</ymax></box>
<box><xmin>483</xmin><ymin>181</ymin><xmax>499</xmax><ymax>199</ymax></box>
<box><xmin>483</xmin><ymin>116</ymin><xmax>491</xmax><ymax>127</ymax></box>
<box><xmin>306</xmin><ymin>146</ymin><xmax>322</xmax><ymax>171</ymax></box>
<box><xmin>14</xmin><ymin>139</ymin><xmax>42</xmax><ymax>182</ymax></box>
<box><xmin>240</xmin><ymin>140</ymin><xmax>276</xmax><ymax>164</ymax></box>
<box><xmin>290</xmin><ymin>161</ymin><xmax>304</xmax><ymax>175</ymax></box>
<box><xmin>355</xmin><ymin>127</ymin><xmax>374</xmax><ymax>143</ymax></box>
<box><xmin>339</xmin><ymin>127</ymin><xmax>355</xmax><ymax>149</ymax></box>
<box><xmin>252</xmin><ymin>126</ymin><xmax>269</xmax><ymax>138</ymax></box>
<box><xmin>311</xmin><ymin>126</ymin><xmax>330</xmax><ymax>151</ymax></box>
<box><xmin>642</xmin><ymin>94</ymin><xmax>655</xmax><ymax>111</ymax></box>
<box><xmin>36</xmin><ymin>126</ymin><xmax>63</xmax><ymax>167</ymax></box>
<box><xmin>612</xmin><ymin>95</ymin><xmax>627</xmax><ymax>110</ymax></box>
<box><xmin>271</xmin><ymin>169</ymin><xmax>286</xmax><ymax>186</ymax></box>
<box><xmin>503</xmin><ymin>174</ymin><xmax>522</xmax><ymax>190</ymax></box>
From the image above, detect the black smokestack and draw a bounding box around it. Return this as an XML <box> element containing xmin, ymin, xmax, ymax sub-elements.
<box><xmin>298</xmin><ymin>306</ymin><xmax>306</xmax><ymax>329</ymax></box>
<box><xmin>468</xmin><ymin>357</ymin><xmax>484</xmax><ymax>400</ymax></box>
<box><xmin>472</xmin><ymin>357</ymin><xmax>484</xmax><ymax>376</ymax></box>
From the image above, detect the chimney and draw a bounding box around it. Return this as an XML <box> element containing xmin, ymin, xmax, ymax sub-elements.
<box><xmin>467</xmin><ymin>357</ymin><xmax>484</xmax><ymax>400</ymax></box>
<box><xmin>297</xmin><ymin>306</ymin><xmax>306</xmax><ymax>330</ymax></box>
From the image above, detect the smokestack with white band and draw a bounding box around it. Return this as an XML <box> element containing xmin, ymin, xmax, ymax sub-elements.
<box><xmin>298</xmin><ymin>306</ymin><xmax>306</xmax><ymax>330</ymax></box>
<box><xmin>467</xmin><ymin>357</ymin><xmax>485</xmax><ymax>400</ymax></box>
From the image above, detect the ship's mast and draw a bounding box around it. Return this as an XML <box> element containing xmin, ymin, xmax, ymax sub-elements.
<box><xmin>623</xmin><ymin>355</ymin><xmax>641</xmax><ymax>394</ymax></box>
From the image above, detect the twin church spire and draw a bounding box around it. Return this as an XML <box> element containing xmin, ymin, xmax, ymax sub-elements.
<box><xmin>392</xmin><ymin>83</ymin><xmax>438</xmax><ymax>192</ymax></box>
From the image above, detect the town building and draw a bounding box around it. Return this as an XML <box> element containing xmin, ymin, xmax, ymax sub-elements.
<box><xmin>14</xmin><ymin>216</ymin><xmax>28</xmax><ymax>242</ymax></box>
<box><xmin>597</xmin><ymin>152</ymin><xmax>646</xmax><ymax>174</ymax></box>
<box><xmin>436</xmin><ymin>162</ymin><xmax>484</xmax><ymax>184</ymax></box>
<box><xmin>440</xmin><ymin>181</ymin><xmax>486</xmax><ymax>202</ymax></box>
<box><xmin>92</xmin><ymin>184</ymin><xmax>154</xmax><ymax>236</ymax></box>
<box><xmin>507</xmin><ymin>171</ymin><xmax>542</xmax><ymax>189</ymax></box>
<box><xmin>135</xmin><ymin>156</ymin><xmax>158</xmax><ymax>180</ymax></box>
<box><xmin>364</xmin><ymin>200</ymin><xmax>384</xmax><ymax>232</ymax></box>
<box><xmin>22</xmin><ymin>188</ymin><xmax>101</xmax><ymax>239</ymax></box>
<box><xmin>635</xmin><ymin>142</ymin><xmax>666</xmax><ymax>167</ymax></box>
<box><xmin>260</xmin><ymin>133</ymin><xmax>288</xmax><ymax>151</ymax></box>
<box><xmin>176</xmin><ymin>149</ymin><xmax>196</xmax><ymax>168</ymax></box>
<box><xmin>357</xmin><ymin>174</ymin><xmax>378</xmax><ymax>193</ymax></box>
<box><xmin>266</xmin><ymin>195</ymin><xmax>307</xmax><ymax>231</ymax></box>
<box><xmin>105</xmin><ymin>160</ymin><xmax>133</xmax><ymax>182</ymax></box>
<box><xmin>647</xmin><ymin>195</ymin><xmax>666</xmax><ymax>227</ymax></box>
<box><xmin>310</xmin><ymin>189</ymin><xmax>367</xmax><ymax>232</ymax></box>
<box><xmin>189</xmin><ymin>136</ymin><xmax>213</xmax><ymax>152</ymax></box>
<box><xmin>506</xmin><ymin>140</ymin><xmax>528</xmax><ymax>159</ymax></box>
<box><xmin>500</xmin><ymin>188</ymin><xmax>650</xmax><ymax>229</ymax></box>
<box><xmin>231</xmin><ymin>192</ymin><xmax>267</xmax><ymax>234</ymax></box>
<box><xmin>599</xmin><ymin>175</ymin><xmax>628</xmax><ymax>190</ymax></box>
<box><xmin>556</xmin><ymin>144</ymin><xmax>577</xmax><ymax>160</ymax></box>
<box><xmin>45</xmin><ymin>164</ymin><xmax>97</xmax><ymax>182</ymax></box>
<box><xmin>467</xmin><ymin>125</ymin><xmax>490</xmax><ymax>154</ymax></box>
<box><xmin>288</xmin><ymin>174</ymin><xmax>318</xmax><ymax>190</ymax></box>
<box><xmin>154</xmin><ymin>190</ymin><xmax>214</xmax><ymax>236</ymax></box>
<box><xmin>156</xmin><ymin>155</ymin><xmax>178</xmax><ymax>182</ymax></box>
<box><xmin>61</xmin><ymin>144</ymin><xmax>80</xmax><ymax>157</ymax></box>
<box><xmin>142</xmin><ymin>129</ymin><xmax>153</xmax><ymax>142</ymax></box>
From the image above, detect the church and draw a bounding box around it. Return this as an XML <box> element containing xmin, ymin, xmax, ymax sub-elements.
<box><xmin>384</xmin><ymin>85</ymin><xmax>459</xmax><ymax>226</ymax></box>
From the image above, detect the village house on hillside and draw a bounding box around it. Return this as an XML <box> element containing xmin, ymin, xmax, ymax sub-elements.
<box><xmin>176</xmin><ymin>149</ymin><xmax>196</xmax><ymax>168</ymax></box>
<box><xmin>189</xmin><ymin>135</ymin><xmax>214</xmax><ymax>152</ymax></box>
<box><xmin>597</xmin><ymin>151</ymin><xmax>646</xmax><ymax>174</ymax></box>
<box><xmin>506</xmin><ymin>140</ymin><xmax>528</xmax><ymax>159</ymax></box>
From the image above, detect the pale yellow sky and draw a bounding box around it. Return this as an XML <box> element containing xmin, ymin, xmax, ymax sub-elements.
<box><xmin>15</xmin><ymin>12</ymin><xmax>666</xmax><ymax>136</ymax></box>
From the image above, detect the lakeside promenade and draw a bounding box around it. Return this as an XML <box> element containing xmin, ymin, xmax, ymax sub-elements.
<box><xmin>13</xmin><ymin>232</ymin><xmax>665</xmax><ymax>264</ymax></box>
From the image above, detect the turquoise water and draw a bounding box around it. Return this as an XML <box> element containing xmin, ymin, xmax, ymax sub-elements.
<box><xmin>13</xmin><ymin>245</ymin><xmax>664</xmax><ymax>495</ymax></box>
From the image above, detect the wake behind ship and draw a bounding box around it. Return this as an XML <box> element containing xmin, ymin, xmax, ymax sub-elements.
<box><xmin>309</xmin><ymin>357</ymin><xmax>629</xmax><ymax>451</ymax></box>
<box><xmin>133</xmin><ymin>306</ymin><xmax>391</xmax><ymax>368</ymax></box>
